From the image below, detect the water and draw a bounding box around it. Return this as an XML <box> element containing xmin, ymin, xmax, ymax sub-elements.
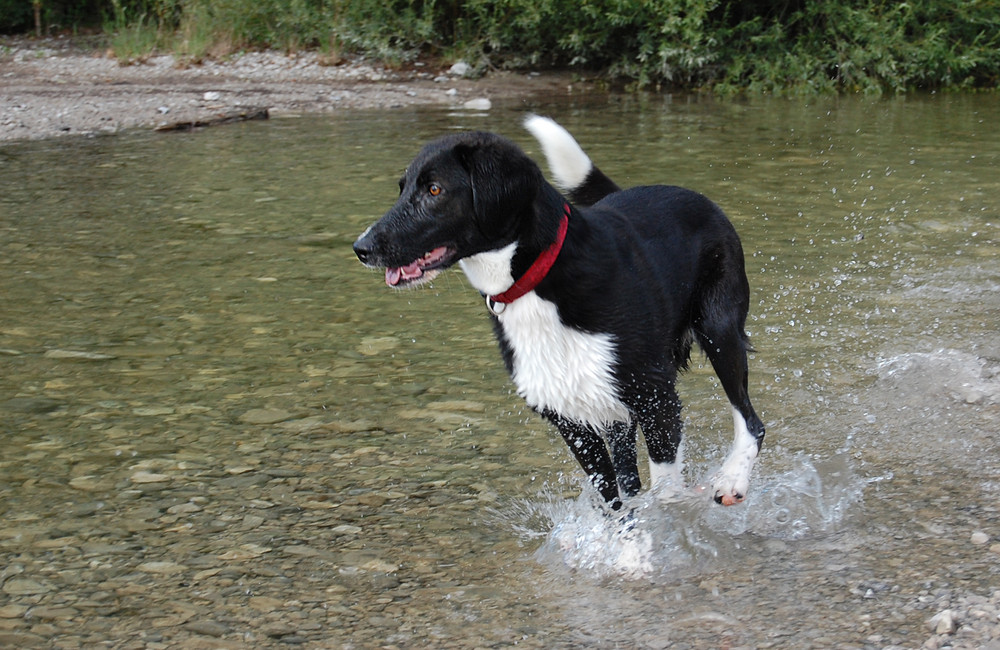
<box><xmin>1</xmin><ymin>94</ymin><xmax>999</xmax><ymax>648</ymax></box>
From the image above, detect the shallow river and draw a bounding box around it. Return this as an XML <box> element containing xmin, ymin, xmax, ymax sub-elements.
<box><xmin>1</xmin><ymin>93</ymin><xmax>999</xmax><ymax>648</ymax></box>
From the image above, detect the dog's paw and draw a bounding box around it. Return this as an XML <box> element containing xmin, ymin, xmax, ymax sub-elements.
<box><xmin>710</xmin><ymin>456</ymin><xmax>755</xmax><ymax>506</ymax></box>
<box><xmin>712</xmin><ymin>483</ymin><xmax>748</xmax><ymax>506</ymax></box>
<box><xmin>648</xmin><ymin>461</ymin><xmax>685</xmax><ymax>503</ymax></box>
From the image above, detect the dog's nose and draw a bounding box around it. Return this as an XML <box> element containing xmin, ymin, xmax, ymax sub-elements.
<box><xmin>353</xmin><ymin>234</ymin><xmax>375</xmax><ymax>264</ymax></box>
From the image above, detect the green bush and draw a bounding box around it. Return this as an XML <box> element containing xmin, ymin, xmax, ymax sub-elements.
<box><xmin>5</xmin><ymin>0</ymin><xmax>998</xmax><ymax>93</ymax></box>
<box><xmin>711</xmin><ymin>0</ymin><xmax>1000</xmax><ymax>93</ymax></box>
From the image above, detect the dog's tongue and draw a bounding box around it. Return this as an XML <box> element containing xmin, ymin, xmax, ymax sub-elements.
<box><xmin>385</xmin><ymin>261</ymin><xmax>423</xmax><ymax>286</ymax></box>
<box><xmin>385</xmin><ymin>247</ymin><xmax>450</xmax><ymax>286</ymax></box>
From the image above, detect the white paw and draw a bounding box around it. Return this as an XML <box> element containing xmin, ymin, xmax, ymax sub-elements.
<box><xmin>649</xmin><ymin>460</ymin><xmax>685</xmax><ymax>503</ymax></box>
<box><xmin>711</xmin><ymin>408</ymin><xmax>760</xmax><ymax>506</ymax></box>
<box><xmin>711</xmin><ymin>454</ymin><xmax>755</xmax><ymax>506</ymax></box>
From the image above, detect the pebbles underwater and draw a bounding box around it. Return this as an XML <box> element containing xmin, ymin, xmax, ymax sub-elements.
<box><xmin>3</xmin><ymin>97</ymin><xmax>1000</xmax><ymax>647</ymax></box>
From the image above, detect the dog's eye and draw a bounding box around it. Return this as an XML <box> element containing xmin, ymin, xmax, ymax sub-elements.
<box><xmin>428</xmin><ymin>183</ymin><xmax>442</xmax><ymax>196</ymax></box>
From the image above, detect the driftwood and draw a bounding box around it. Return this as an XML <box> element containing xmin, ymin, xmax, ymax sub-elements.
<box><xmin>155</xmin><ymin>108</ymin><xmax>270</xmax><ymax>132</ymax></box>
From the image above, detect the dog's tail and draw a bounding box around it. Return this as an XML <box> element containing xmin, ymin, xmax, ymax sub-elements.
<box><xmin>524</xmin><ymin>114</ymin><xmax>620</xmax><ymax>207</ymax></box>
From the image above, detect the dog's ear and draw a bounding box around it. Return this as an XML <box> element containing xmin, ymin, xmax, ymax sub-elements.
<box><xmin>453</xmin><ymin>137</ymin><xmax>540</xmax><ymax>238</ymax></box>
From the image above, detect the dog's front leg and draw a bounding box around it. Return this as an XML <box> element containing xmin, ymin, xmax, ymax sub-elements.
<box><xmin>607</xmin><ymin>419</ymin><xmax>640</xmax><ymax>497</ymax></box>
<box><xmin>544</xmin><ymin>410</ymin><xmax>622</xmax><ymax>509</ymax></box>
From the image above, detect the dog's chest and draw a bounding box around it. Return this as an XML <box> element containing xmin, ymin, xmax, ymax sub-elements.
<box><xmin>497</xmin><ymin>293</ymin><xmax>629</xmax><ymax>427</ymax></box>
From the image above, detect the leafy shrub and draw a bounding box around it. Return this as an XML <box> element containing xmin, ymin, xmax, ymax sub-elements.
<box><xmin>7</xmin><ymin>0</ymin><xmax>998</xmax><ymax>93</ymax></box>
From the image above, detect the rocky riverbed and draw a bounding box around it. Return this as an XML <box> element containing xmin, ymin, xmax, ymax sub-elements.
<box><xmin>2</xmin><ymin>39</ymin><xmax>1000</xmax><ymax>649</ymax></box>
<box><xmin>0</xmin><ymin>35</ymin><xmax>581</xmax><ymax>142</ymax></box>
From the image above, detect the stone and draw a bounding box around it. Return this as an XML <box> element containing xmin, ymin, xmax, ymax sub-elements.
<box><xmin>238</xmin><ymin>515</ymin><xmax>265</xmax><ymax>531</ymax></box>
<box><xmin>239</xmin><ymin>408</ymin><xmax>293</xmax><ymax>424</ymax></box>
<box><xmin>928</xmin><ymin>609</ymin><xmax>958</xmax><ymax>635</ymax></box>
<box><xmin>0</xmin><ymin>604</ymin><xmax>29</xmax><ymax>618</ymax></box>
<box><xmin>281</xmin><ymin>545</ymin><xmax>321</xmax><ymax>557</ymax></box>
<box><xmin>27</xmin><ymin>606</ymin><xmax>77</xmax><ymax>620</ymax></box>
<box><xmin>971</xmin><ymin>531</ymin><xmax>990</xmax><ymax>545</ymax></box>
<box><xmin>0</xmin><ymin>633</ymin><xmax>45</xmax><ymax>648</ymax></box>
<box><xmin>130</xmin><ymin>471</ymin><xmax>171</xmax><ymax>484</ymax></box>
<box><xmin>137</xmin><ymin>561</ymin><xmax>187</xmax><ymax>574</ymax></box>
<box><xmin>43</xmin><ymin>349</ymin><xmax>115</xmax><ymax>360</ymax></box>
<box><xmin>357</xmin><ymin>336</ymin><xmax>399</xmax><ymax>356</ymax></box>
<box><xmin>68</xmin><ymin>476</ymin><xmax>103</xmax><ymax>491</ymax></box>
<box><xmin>133</xmin><ymin>406</ymin><xmax>175</xmax><ymax>416</ymax></box>
<box><xmin>332</xmin><ymin>524</ymin><xmax>362</xmax><ymax>535</ymax></box>
<box><xmin>2</xmin><ymin>397</ymin><xmax>63</xmax><ymax>413</ymax></box>
<box><xmin>185</xmin><ymin>620</ymin><xmax>229</xmax><ymax>637</ymax></box>
<box><xmin>2</xmin><ymin>579</ymin><xmax>50</xmax><ymax>595</ymax></box>
<box><xmin>166</xmin><ymin>502</ymin><xmax>202</xmax><ymax>514</ymax></box>
<box><xmin>462</xmin><ymin>98</ymin><xmax>492</xmax><ymax>111</ymax></box>
<box><xmin>249</xmin><ymin>596</ymin><xmax>284</xmax><ymax>612</ymax></box>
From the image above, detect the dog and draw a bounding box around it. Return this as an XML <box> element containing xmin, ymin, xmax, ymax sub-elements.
<box><xmin>353</xmin><ymin>116</ymin><xmax>765</xmax><ymax>511</ymax></box>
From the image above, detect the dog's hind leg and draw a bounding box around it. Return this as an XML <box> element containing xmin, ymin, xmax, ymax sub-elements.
<box><xmin>544</xmin><ymin>410</ymin><xmax>623</xmax><ymax>509</ymax></box>
<box><xmin>607</xmin><ymin>419</ymin><xmax>640</xmax><ymax>497</ymax></box>
<box><xmin>694</xmin><ymin>321</ymin><xmax>766</xmax><ymax>506</ymax></box>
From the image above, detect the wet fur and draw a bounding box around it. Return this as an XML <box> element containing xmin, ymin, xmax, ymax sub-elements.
<box><xmin>354</xmin><ymin>118</ymin><xmax>765</xmax><ymax>509</ymax></box>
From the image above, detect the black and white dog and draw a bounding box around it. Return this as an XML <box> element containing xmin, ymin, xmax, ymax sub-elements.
<box><xmin>353</xmin><ymin>116</ymin><xmax>765</xmax><ymax>510</ymax></box>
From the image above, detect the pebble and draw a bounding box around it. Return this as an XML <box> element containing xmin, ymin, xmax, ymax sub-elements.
<box><xmin>462</xmin><ymin>97</ymin><xmax>492</xmax><ymax>111</ymax></box>
<box><xmin>133</xmin><ymin>406</ymin><xmax>175</xmax><ymax>416</ymax></box>
<box><xmin>2</xmin><ymin>579</ymin><xmax>51</xmax><ymax>595</ymax></box>
<box><xmin>448</xmin><ymin>61</ymin><xmax>471</xmax><ymax>77</ymax></box>
<box><xmin>136</xmin><ymin>562</ymin><xmax>187</xmax><ymax>574</ymax></box>
<box><xmin>927</xmin><ymin>609</ymin><xmax>957</xmax><ymax>635</ymax></box>
<box><xmin>0</xmin><ymin>604</ymin><xmax>29</xmax><ymax>618</ymax></box>
<box><xmin>970</xmin><ymin>531</ymin><xmax>990</xmax><ymax>545</ymax></box>
<box><xmin>42</xmin><ymin>349</ymin><xmax>116</xmax><ymax>360</ymax></box>
<box><xmin>130</xmin><ymin>471</ymin><xmax>171</xmax><ymax>484</ymax></box>
<box><xmin>2</xmin><ymin>397</ymin><xmax>64</xmax><ymax>413</ymax></box>
<box><xmin>0</xmin><ymin>632</ymin><xmax>45</xmax><ymax>647</ymax></box>
<box><xmin>239</xmin><ymin>408</ymin><xmax>294</xmax><ymax>424</ymax></box>
<box><xmin>184</xmin><ymin>620</ymin><xmax>229</xmax><ymax>637</ymax></box>
<box><xmin>28</xmin><ymin>606</ymin><xmax>78</xmax><ymax>620</ymax></box>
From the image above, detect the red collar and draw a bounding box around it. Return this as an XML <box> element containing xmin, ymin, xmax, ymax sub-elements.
<box><xmin>488</xmin><ymin>203</ymin><xmax>570</xmax><ymax>311</ymax></box>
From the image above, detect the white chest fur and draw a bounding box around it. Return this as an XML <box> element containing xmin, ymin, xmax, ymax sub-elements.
<box><xmin>460</xmin><ymin>247</ymin><xmax>629</xmax><ymax>428</ymax></box>
<box><xmin>496</xmin><ymin>293</ymin><xmax>628</xmax><ymax>427</ymax></box>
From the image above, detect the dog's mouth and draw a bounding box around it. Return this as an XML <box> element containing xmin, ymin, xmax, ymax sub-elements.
<box><xmin>384</xmin><ymin>246</ymin><xmax>456</xmax><ymax>287</ymax></box>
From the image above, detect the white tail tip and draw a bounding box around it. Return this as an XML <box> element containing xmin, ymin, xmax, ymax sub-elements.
<box><xmin>523</xmin><ymin>114</ymin><xmax>593</xmax><ymax>192</ymax></box>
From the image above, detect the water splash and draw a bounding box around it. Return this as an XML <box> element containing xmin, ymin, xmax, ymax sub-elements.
<box><xmin>874</xmin><ymin>348</ymin><xmax>1000</xmax><ymax>406</ymax></box>
<box><xmin>493</xmin><ymin>454</ymin><xmax>866</xmax><ymax>581</ymax></box>
<box><xmin>702</xmin><ymin>453</ymin><xmax>865</xmax><ymax>540</ymax></box>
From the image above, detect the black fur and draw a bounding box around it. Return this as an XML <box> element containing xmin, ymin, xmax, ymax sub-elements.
<box><xmin>354</xmin><ymin>129</ymin><xmax>765</xmax><ymax>509</ymax></box>
<box><xmin>567</xmin><ymin>167</ymin><xmax>621</xmax><ymax>207</ymax></box>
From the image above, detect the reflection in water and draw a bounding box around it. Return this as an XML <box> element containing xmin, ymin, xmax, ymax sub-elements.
<box><xmin>1</xmin><ymin>95</ymin><xmax>999</xmax><ymax>647</ymax></box>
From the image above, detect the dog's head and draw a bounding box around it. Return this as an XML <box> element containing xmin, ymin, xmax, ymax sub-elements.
<box><xmin>353</xmin><ymin>131</ymin><xmax>543</xmax><ymax>288</ymax></box>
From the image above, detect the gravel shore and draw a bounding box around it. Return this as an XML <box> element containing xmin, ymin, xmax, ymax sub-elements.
<box><xmin>0</xmin><ymin>36</ymin><xmax>581</xmax><ymax>142</ymax></box>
